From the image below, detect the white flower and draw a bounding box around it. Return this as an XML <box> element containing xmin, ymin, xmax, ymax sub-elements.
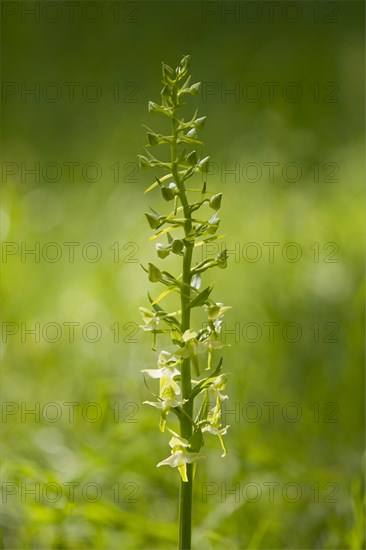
<box><xmin>210</xmin><ymin>374</ymin><xmax>229</xmax><ymax>401</ymax></box>
<box><xmin>176</xmin><ymin>330</ymin><xmax>226</xmax><ymax>374</ymax></box>
<box><xmin>144</xmin><ymin>391</ymin><xmax>182</xmax><ymax>417</ymax></box>
<box><xmin>182</xmin><ymin>329</ymin><xmax>197</xmax><ymax>343</ymax></box>
<box><xmin>197</xmin><ymin>374</ymin><xmax>230</xmax><ymax>456</ymax></box>
<box><xmin>176</xmin><ymin>330</ymin><xmax>201</xmax><ymax>375</ymax></box>
<box><xmin>138</xmin><ymin>307</ymin><xmax>159</xmax><ymax>331</ymax></box>
<box><xmin>142</xmin><ymin>366</ymin><xmax>180</xmax><ymax>381</ymax></box>
<box><xmin>157</xmin><ymin>433</ymin><xmax>205</xmax><ymax>482</ymax></box>
<box><xmin>143</xmin><ymin>391</ymin><xmax>186</xmax><ymax>432</ymax></box>
<box><xmin>143</xmin><ymin>356</ymin><xmax>185</xmax><ymax>432</ymax></box>
<box><xmin>202</xmin><ymin>423</ymin><xmax>229</xmax><ymax>457</ymax></box>
<box><xmin>142</xmin><ymin>351</ymin><xmax>181</xmax><ymax>400</ymax></box>
<box><xmin>157</xmin><ymin>350</ymin><xmax>179</xmax><ymax>367</ymax></box>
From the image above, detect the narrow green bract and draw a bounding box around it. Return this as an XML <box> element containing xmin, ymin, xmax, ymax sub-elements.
<box><xmin>138</xmin><ymin>55</ymin><xmax>231</xmax><ymax>549</ymax></box>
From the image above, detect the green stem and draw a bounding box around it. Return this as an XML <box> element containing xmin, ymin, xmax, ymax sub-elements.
<box><xmin>171</xmin><ymin>98</ymin><xmax>194</xmax><ymax>550</ymax></box>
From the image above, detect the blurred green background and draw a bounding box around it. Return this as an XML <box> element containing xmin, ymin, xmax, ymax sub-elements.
<box><xmin>1</xmin><ymin>1</ymin><xmax>364</xmax><ymax>548</ymax></box>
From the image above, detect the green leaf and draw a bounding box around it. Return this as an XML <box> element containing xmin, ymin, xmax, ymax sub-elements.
<box><xmin>189</xmin><ymin>283</ymin><xmax>214</xmax><ymax>309</ymax></box>
<box><xmin>197</xmin><ymin>390</ymin><xmax>210</xmax><ymax>423</ymax></box>
<box><xmin>189</xmin><ymin>358</ymin><xmax>223</xmax><ymax>401</ymax></box>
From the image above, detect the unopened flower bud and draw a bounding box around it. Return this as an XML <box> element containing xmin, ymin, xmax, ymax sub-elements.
<box><xmin>162</xmin><ymin>63</ymin><xmax>175</xmax><ymax>80</ymax></box>
<box><xmin>207</xmin><ymin>305</ymin><xmax>221</xmax><ymax>320</ymax></box>
<box><xmin>186</xmin><ymin>150</ymin><xmax>198</xmax><ymax>165</ymax></box>
<box><xmin>148</xmin><ymin>101</ymin><xmax>161</xmax><ymax>114</ymax></box>
<box><xmin>199</xmin><ymin>156</ymin><xmax>210</xmax><ymax>168</ymax></box>
<box><xmin>209</xmin><ymin>193</ymin><xmax>222</xmax><ymax>210</ymax></box>
<box><xmin>161</xmin><ymin>186</ymin><xmax>175</xmax><ymax>201</ymax></box>
<box><xmin>148</xmin><ymin>263</ymin><xmax>162</xmax><ymax>282</ymax></box>
<box><xmin>145</xmin><ymin>212</ymin><xmax>161</xmax><ymax>229</ymax></box>
<box><xmin>156</xmin><ymin>243</ymin><xmax>170</xmax><ymax>259</ymax></box>
<box><xmin>207</xmin><ymin>218</ymin><xmax>220</xmax><ymax>234</ymax></box>
<box><xmin>172</xmin><ymin>239</ymin><xmax>184</xmax><ymax>254</ymax></box>
<box><xmin>147</xmin><ymin>132</ymin><xmax>160</xmax><ymax>146</ymax></box>
<box><xmin>194</xmin><ymin>116</ymin><xmax>206</xmax><ymax>131</ymax></box>
<box><xmin>189</xmin><ymin>82</ymin><xmax>201</xmax><ymax>95</ymax></box>
<box><xmin>216</xmin><ymin>249</ymin><xmax>228</xmax><ymax>268</ymax></box>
